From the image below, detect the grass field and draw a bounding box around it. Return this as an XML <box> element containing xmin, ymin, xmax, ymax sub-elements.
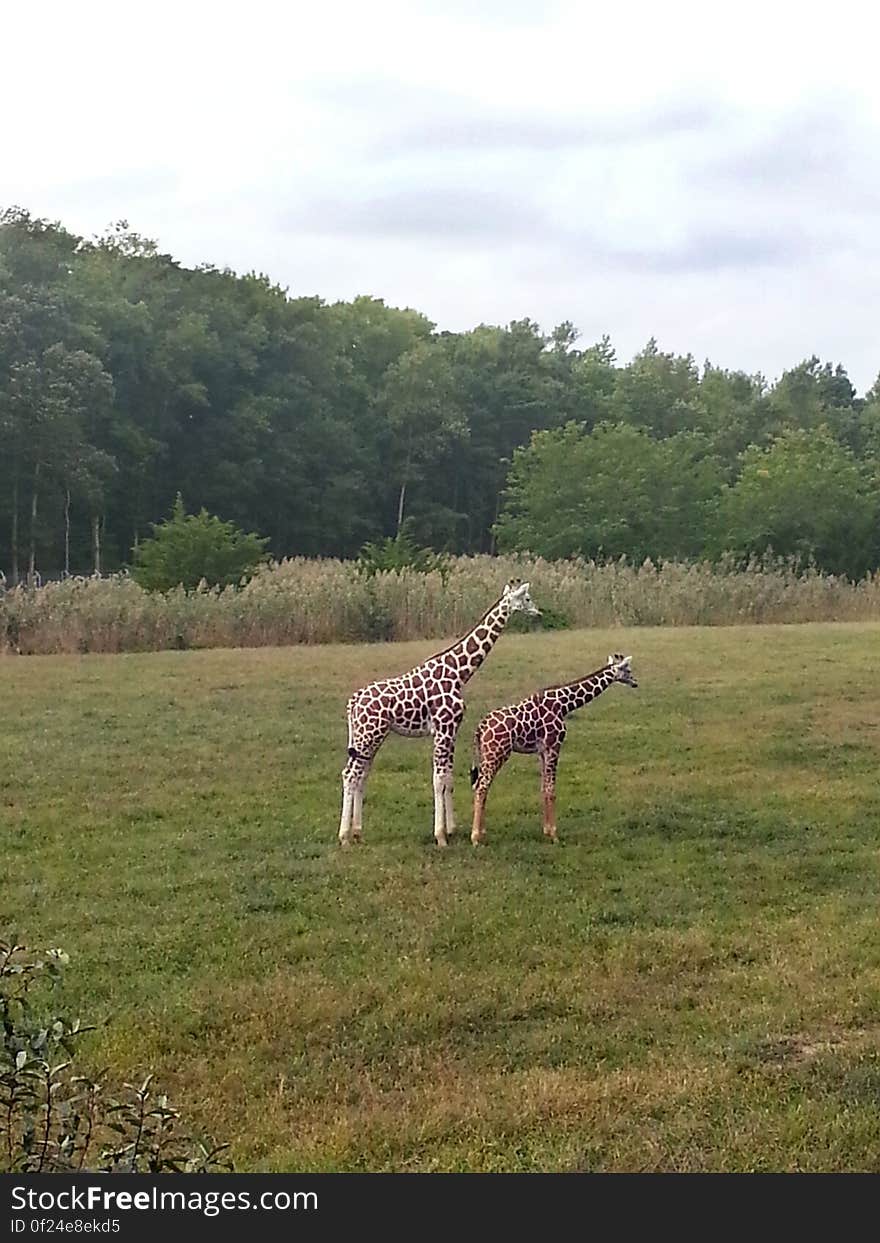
<box><xmin>3</xmin><ymin>623</ymin><xmax>880</xmax><ymax>1171</ymax></box>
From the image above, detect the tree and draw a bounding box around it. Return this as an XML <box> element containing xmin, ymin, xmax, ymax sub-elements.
<box><xmin>609</xmin><ymin>338</ymin><xmax>705</xmax><ymax>437</ymax></box>
<box><xmin>442</xmin><ymin>319</ymin><xmax>570</xmax><ymax>551</ymax></box>
<box><xmin>2</xmin><ymin>205</ymin><xmax>879</xmax><ymax>575</ymax></box>
<box><xmin>496</xmin><ymin>421</ymin><xmax>722</xmax><ymax>561</ymax></box>
<box><xmin>378</xmin><ymin>342</ymin><xmax>467</xmax><ymax>536</ymax></box>
<box><xmin>5</xmin><ymin>344</ymin><xmax>113</xmax><ymax>581</ymax></box>
<box><xmin>698</xmin><ymin>364</ymin><xmax>769</xmax><ymax>468</ymax></box>
<box><xmin>569</xmin><ymin>335</ymin><xmax>618</xmax><ymax>429</ymax></box>
<box><xmin>131</xmin><ymin>496</ymin><xmax>269</xmax><ymax>591</ymax></box>
<box><xmin>713</xmin><ymin>427</ymin><xmax>878</xmax><ymax>576</ymax></box>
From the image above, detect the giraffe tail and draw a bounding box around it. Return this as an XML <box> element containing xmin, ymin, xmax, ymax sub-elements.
<box><xmin>470</xmin><ymin>723</ymin><xmax>483</xmax><ymax>786</ymax></box>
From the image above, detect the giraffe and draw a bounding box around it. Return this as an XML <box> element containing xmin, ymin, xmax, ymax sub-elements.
<box><xmin>470</xmin><ymin>653</ymin><xmax>638</xmax><ymax>845</ymax></box>
<box><xmin>338</xmin><ymin>580</ymin><xmax>541</xmax><ymax>848</ymax></box>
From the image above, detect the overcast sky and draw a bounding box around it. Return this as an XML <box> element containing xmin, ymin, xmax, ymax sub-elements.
<box><xmin>3</xmin><ymin>0</ymin><xmax>879</xmax><ymax>391</ymax></box>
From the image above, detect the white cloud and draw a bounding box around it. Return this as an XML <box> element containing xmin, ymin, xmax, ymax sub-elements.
<box><xmin>2</xmin><ymin>0</ymin><xmax>879</xmax><ymax>389</ymax></box>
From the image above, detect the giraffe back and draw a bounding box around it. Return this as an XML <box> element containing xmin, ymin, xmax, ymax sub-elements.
<box><xmin>476</xmin><ymin>692</ymin><xmax>565</xmax><ymax>758</ymax></box>
<box><xmin>349</xmin><ymin>659</ymin><xmax>465</xmax><ymax>740</ymax></box>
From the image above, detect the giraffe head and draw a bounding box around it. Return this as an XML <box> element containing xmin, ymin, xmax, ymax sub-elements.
<box><xmin>502</xmin><ymin>579</ymin><xmax>541</xmax><ymax>616</ymax></box>
<box><xmin>608</xmin><ymin>653</ymin><xmax>638</xmax><ymax>688</ymax></box>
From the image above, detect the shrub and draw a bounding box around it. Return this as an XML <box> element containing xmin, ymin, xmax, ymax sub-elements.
<box><xmin>0</xmin><ymin>937</ymin><xmax>231</xmax><ymax>1173</ymax></box>
<box><xmin>357</xmin><ymin>521</ymin><xmax>449</xmax><ymax>578</ymax></box>
<box><xmin>132</xmin><ymin>495</ymin><xmax>269</xmax><ymax>592</ymax></box>
<box><xmin>506</xmin><ymin>604</ymin><xmax>570</xmax><ymax>633</ymax></box>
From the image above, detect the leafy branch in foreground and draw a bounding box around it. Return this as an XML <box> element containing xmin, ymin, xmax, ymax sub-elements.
<box><xmin>0</xmin><ymin>937</ymin><xmax>231</xmax><ymax>1173</ymax></box>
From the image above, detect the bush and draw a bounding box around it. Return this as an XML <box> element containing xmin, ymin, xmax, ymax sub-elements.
<box><xmin>506</xmin><ymin>603</ymin><xmax>570</xmax><ymax>633</ymax></box>
<box><xmin>0</xmin><ymin>937</ymin><xmax>231</xmax><ymax>1173</ymax></box>
<box><xmin>132</xmin><ymin>495</ymin><xmax>269</xmax><ymax>592</ymax></box>
<box><xmin>357</xmin><ymin>521</ymin><xmax>449</xmax><ymax>578</ymax></box>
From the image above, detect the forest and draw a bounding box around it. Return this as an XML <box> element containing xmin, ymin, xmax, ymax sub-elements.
<box><xmin>1</xmin><ymin>206</ymin><xmax>879</xmax><ymax>584</ymax></box>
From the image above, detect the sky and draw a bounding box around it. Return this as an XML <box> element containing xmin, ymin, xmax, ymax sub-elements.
<box><xmin>3</xmin><ymin>0</ymin><xmax>879</xmax><ymax>391</ymax></box>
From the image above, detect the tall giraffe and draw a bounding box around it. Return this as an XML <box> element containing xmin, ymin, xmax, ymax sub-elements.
<box><xmin>339</xmin><ymin>580</ymin><xmax>541</xmax><ymax>847</ymax></box>
<box><xmin>470</xmin><ymin>653</ymin><xmax>638</xmax><ymax>845</ymax></box>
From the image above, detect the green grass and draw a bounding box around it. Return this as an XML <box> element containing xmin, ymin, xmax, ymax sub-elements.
<box><xmin>3</xmin><ymin>622</ymin><xmax>880</xmax><ymax>1171</ymax></box>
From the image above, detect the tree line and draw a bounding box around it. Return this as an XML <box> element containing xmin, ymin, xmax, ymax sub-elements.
<box><xmin>1</xmin><ymin>206</ymin><xmax>879</xmax><ymax>584</ymax></box>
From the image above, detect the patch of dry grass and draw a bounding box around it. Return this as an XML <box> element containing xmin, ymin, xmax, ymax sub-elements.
<box><xmin>3</xmin><ymin>555</ymin><xmax>879</xmax><ymax>654</ymax></box>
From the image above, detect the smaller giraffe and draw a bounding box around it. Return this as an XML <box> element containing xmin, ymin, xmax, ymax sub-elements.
<box><xmin>470</xmin><ymin>653</ymin><xmax>638</xmax><ymax>845</ymax></box>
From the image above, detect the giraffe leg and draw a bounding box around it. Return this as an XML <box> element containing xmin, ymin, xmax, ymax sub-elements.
<box><xmin>432</xmin><ymin>729</ymin><xmax>458</xmax><ymax>848</ymax></box>
<box><xmin>339</xmin><ymin>787</ymin><xmax>355</xmax><ymax>844</ymax></box>
<box><xmin>351</xmin><ymin>768</ymin><xmax>370</xmax><ymax>842</ymax></box>
<box><xmin>471</xmin><ymin>752</ymin><xmax>507</xmax><ymax>846</ymax></box>
<box><xmin>539</xmin><ymin>748</ymin><xmax>560</xmax><ymax>842</ymax></box>
<box><xmin>340</xmin><ymin>759</ymin><xmax>371</xmax><ymax>845</ymax></box>
<box><xmin>471</xmin><ymin>785</ymin><xmax>488</xmax><ymax>846</ymax></box>
<box><xmin>443</xmin><ymin>772</ymin><xmax>455</xmax><ymax>839</ymax></box>
<box><xmin>339</xmin><ymin>732</ymin><xmax>383</xmax><ymax>845</ymax></box>
<box><xmin>432</xmin><ymin>769</ymin><xmax>447</xmax><ymax>847</ymax></box>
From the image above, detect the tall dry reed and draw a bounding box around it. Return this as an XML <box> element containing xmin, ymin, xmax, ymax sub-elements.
<box><xmin>2</xmin><ymin>555</ymin><xmax>879</xmax><ymax>656</ymax></box>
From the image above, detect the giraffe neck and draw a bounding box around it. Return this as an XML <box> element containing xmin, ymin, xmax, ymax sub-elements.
<box><xmin>430</xmin><ymin>595</ymin><xmax>512</xmax><ymax>685</ymax></box>
<box><xmin>541</xmin><ymin>667</ymin><xmax>616</xmax><ymax>716</ymax></box>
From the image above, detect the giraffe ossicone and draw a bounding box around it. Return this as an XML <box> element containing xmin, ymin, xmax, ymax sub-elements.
<box><xmin>470</xmin><ymin>652</ymin><xmax>638</xmax><ymax>846</ymax></box>
<box><xmin>338</xmin><ymin>579</ymin><xmax>541</xmax><ymax>847</ymax></box>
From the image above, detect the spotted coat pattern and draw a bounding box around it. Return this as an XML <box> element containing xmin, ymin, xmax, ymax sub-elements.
<box><xmin>338</xmin><ymin>581</ymin><xmax>540</xmax><ymax>846</ymax></box>
<box><xmin>470</xmin><ymin>653</ymin><xmax>637</xmax><ymax>844</ymax></box>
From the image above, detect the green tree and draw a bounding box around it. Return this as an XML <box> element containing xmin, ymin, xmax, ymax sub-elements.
<box><xmin>496</xmin><ymin>421</ymin><xmax>722</xmax><ymax>561</ymax></box>
<box><xmin>697</xmin><ymin>364</ymin><xmax>769</xmax><ymax>468</ymax></box>
<box><xmin>378</xmin><ymin>341</ymin><xmax>467</xmax><ymax>536</ymax></box>
<box><xmin>2</xmin><ymin>206</ymin><xmax>879</xmax><ymax>575</ymax></box>
<box><xmin>713</xmin><ymin>427</ymin><xmax>877</xmax><ymax>576</ymax></box>
<box><xmin>132</xmin><ymin>496</ymin><xmax>268</xmax><ymax>591</ymax></box>
<box><xmin>569</xmin><ymin>335</ymin><xmax>618</xmax><ymax>429</ymax></box>
<box><xmin>442</xmin><ymin>319</ymin><xmax>570</xmax><ymax>551</ymax></box>
<box><xmin>5</xmin><ymin>344</ymin><xmax>113</xmax><ymax>581</ymax></box>
<box><xmin>610</xmin><ymin>338</ymin><xmax>705</xmax><ymax>437</ymax></box>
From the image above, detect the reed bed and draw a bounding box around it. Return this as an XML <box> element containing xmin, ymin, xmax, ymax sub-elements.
<box><xmin>2</xmin><ymin>555</ymin><xmax>879</xmax><ymax>655</ymax></box>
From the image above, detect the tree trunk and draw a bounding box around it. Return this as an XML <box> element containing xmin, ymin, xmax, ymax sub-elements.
<box><xmin>10</xmin><ymin>470</ymin><xmax>19</xmax><ymax>586</ymax></box>
<box><xmin>92</xmin><ymin>514</ymin><xmax>102</xmax><ymax>576</ymax></box>
<box><xmin>489</xmin><ymin>488</ymin><xmax>501</xmax><ymax>555</ymax></box>
<box><xmin>396</xmin><ymin>437</ymin><xmax>413</xmax><ymax>536</ymax></box>
<box><xmin>64</xmin><ymin>489</ymin><xmax>71</xmax><ymax>577</ymax></box>
<box><xmin>28</xmin><ymin>462</ymin><xmax>40</xmax><ymax>585</ymax></box>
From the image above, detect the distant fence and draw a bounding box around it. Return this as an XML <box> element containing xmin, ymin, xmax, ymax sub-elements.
<box><xmin>2</xmin><ymin>555</ymin><xmax>879</xmax><ymax>655</ymax></box>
